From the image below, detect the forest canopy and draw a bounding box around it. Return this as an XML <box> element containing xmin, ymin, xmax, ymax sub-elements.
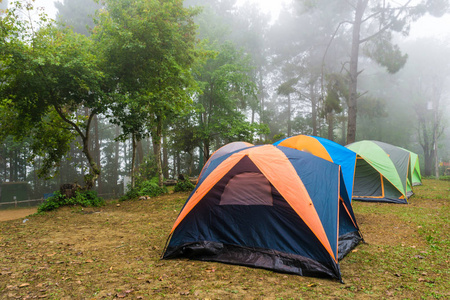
<box><xmin>0</xmin><ymin>0</ymin><xmax>449</xmax><ymax>197</ymax></box>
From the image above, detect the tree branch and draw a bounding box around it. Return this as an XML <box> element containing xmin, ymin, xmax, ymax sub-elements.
<box><xmin>361</xmin><ymin>10</ymin><xmax>382</xmax><ymax>24</ymax></box>
<box><xmin>321</xmin><ymin>20</ymin><xmax>351</xmax><ymax>102</ymax></box>
<box><xmin>359</xmin><ymin>0</ymin><xmax>413</xmax><ymax>44</ymax></box>
<box><xmin>54</xmin><ymin>105</ymin><xmax>86</xmax><ymax>140</ymax></box>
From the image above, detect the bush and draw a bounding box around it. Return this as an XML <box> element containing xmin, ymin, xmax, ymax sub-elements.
<box><xmin>174</xmin><ymin>178</ymin><xmax>195</xmax><ymax>192</ymax></box>
<box><xmin>38</xmin><ymin>190</ymin><xmax>104</xmax><ymax>213</ymax></box>
<box><xmin>135</xmin><ymin>156</ymin><xmax>159</xmax><ymax>187</ymax></box>
<box><xmin>120</xmin><ymin>177</ymin><xmax>168</xmax><ymax>201</ymax></box>
<box><xmin>139</xmin><ymin>177</ymin><xmax>168</xmax><ymax>197</ymax></box>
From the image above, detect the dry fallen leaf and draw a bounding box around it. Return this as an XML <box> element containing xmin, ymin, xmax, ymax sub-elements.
<box><xmin>19</xmin><ymin>283</ymin><xmax>30</xmax><ymax>288</ymax></box>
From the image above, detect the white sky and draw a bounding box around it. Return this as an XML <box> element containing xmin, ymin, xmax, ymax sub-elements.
<box><xmin>237</xmin><ymin>0</ymin><xmax>292</xmax><ymax>22</ymax></box>
<box><xmin>409</xmin><ymin>13</ymin><xmax>450</xmax><ymax>40</ymax></box>
<box><xmin>30</xmin><ymin>0</ymin><xmax>450</xmax><ymax>41</ymax></box>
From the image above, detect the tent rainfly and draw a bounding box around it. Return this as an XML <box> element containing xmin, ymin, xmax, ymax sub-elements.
<box><xmin>163</xmin><ymin>144</ymin><xmax>362</xmax><ymax>281</ymax></box>
<box><xmin>274</xmin><ymin>135</ymin><xmax>357</xmax><ymax>201</ymax></box>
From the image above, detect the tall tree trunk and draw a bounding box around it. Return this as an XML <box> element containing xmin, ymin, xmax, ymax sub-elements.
<box><xmin>187</xmin><ymin>151</ymin><xmax>193</xmax><ymax>176</ymax></box>
<box><xmin>203</xmin><ymin>140</ymin><xmax>210</xmax><ymax>162</ymax></box>
<box><xmin>176</xmin><ymin>151</ymin><xmax>181</xmax><ymax>176</ymax></box>
<box><xmin>152</xmin><ymin>116</ymin><xmax>164</xmax><ymax>187</ymax></box>
<box><xmin>94</xmin><ymin>115</ymin><xmax>102</xmax><ymax>193</ymax></box>
<box><xmin>9</xmin><ymin>156</ymin><xmax>12</xmax><ymax>182</ymax></box>
<box><xmin>136</xmin><ymin>140</ymin><xmax>144</xmax><ymax>167</ymax></box>
<box><xmin>327</xmin><ymin>112</ymin><xmax>334</xmax><ymax>141</ymax></box>
<box><xmin>162</xmin><ymin>134</ymin><xmax>169</xmax><ymax>179</ymax></box>
<box><xmin>131</xmin><ymin>134</ymin><xmax>137</xmax><ymax>188</ymax></box>
<box><xmin>347</xmin><ymin>0</ymin><xmax>368</xmax><ymax>144</ymax></box>
<box><xmin>258</xmin><ymin>68</ymin><xmax>266</xmax><ymax>140</ymax></box>
<box><xmin>82</xmin><ymin>135</ymin><xmax>100</xmax><ymax>190</ymax></box>
<box><xmin>342</xmin><ymin>116</ymin><xmax>347</xmax><ymax>145</ymax></box>
<box><xmin>310</xmin><ymin>83</ymin><xmax>318</xmax><ymax>136</ymax></box>
<box><xmin>114</xmin><ymin>125</ymin><xmax>120</xmax><ymax>194</ymax></box>
<box><xmin>287</xmin><ymin>93</ymin><xmax>292</xmax><ymax>137</ymax></box>
<box><xmin>420</xmin><ymin>120</ymin><xmax>433</xmax><ymax>176</ymax></box>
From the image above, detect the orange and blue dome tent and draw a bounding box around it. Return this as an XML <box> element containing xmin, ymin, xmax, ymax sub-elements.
<box><xmin>162</xmin><ymin>144</ymin><xmax>362</xmax><ymax>281</ymax></box>
<box><xmin>274</xmin><ymin>135</ymin><xmax>357</xmax><ymax>201</ymax></box>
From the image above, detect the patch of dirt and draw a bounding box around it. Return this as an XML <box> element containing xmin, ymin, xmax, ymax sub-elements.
<box><xmin>0</xmin><ymin>208</ymin><xmax>37</xmax><ymax>222</ymax></box>
<box><xmin>355</xmin><ymin>212</ymin><xmax>426</xmax><ymax>247</ymax></box>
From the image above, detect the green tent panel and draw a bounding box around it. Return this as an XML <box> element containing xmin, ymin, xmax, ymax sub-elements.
<box><xmin>405</xmin><ymin>150</ymin><xmax>422</xmax><ymax>186</ymax></box>
<box><xmin>398</xmin><ymin>148</ymin><xmax>422</xmax><ymax>193</ymax></box>
<box><xmin>346</xmin><ymin>141</ymin><xmax>412</xmax><ymax>204</ymax></box>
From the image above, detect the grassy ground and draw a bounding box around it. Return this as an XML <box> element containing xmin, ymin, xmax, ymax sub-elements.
<box><xmin>0</xmin><ymin>179</ymin><xmax>448</xmax><ymax>299</ymax></box>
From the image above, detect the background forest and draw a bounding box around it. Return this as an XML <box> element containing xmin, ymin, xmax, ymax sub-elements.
<box><xmin>0</xmin><ymin>0</ymin><xmax>449</xmax><ymax>202</ymax></box>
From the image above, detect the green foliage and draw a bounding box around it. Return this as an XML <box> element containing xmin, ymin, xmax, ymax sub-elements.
<box><xmin>174</xmin><ymin>178</ymin><xmax>195</xmax><ymax>192</ymax></box>
<box><xmin>120</xmin><ymin>177</ymin><xmax>168</xmax><ymax>201</ymax></box>
<box><xmin>191</xmin><ymin>42</ymin><xmax>265</xmax><ymax>153</ymax></box>
<box><xmin>95</xmin><ymin>0</ymin><xmax>201</xmax><ymax>131</ymax></box>
<box><xmin>139</xmin><ymin>178</ymin><xmax>168</xmax><ymax>197</ymax></box>
<box><xmin>0</xmin><ymin>1</ymin><xmax>106</xmax><ymax>185</ymax></box>
<box><xmin>364</xmin><ymin>34</ymin><xmax>408</xmax><ymax>74</ymax></box>
<box><xmin>134</xmin><ymin>156</ymin><xmax>159</xmax><ymax>187</ymax></box>
<box><xmin>323</xmin><ymin>73</ymin><xmax>347</xmax><ymax>116</ymax></box>
<box><xmin>38</xmin><ymin>190</ymin><xmax>104</xmax><ymax>213</ymax></box>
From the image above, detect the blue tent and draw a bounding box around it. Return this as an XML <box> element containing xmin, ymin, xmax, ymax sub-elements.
<box><xmin>275</xmin><ymin>135</ymin><xmax>357</xmax><ymax>201</ymax></box>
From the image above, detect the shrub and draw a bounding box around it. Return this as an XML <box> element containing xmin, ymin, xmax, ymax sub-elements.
<box><xmin>174</xmin><ymin>178</ymin><xmax>195</xmax><ymax>192</ymax></box>
<box><xmin>139</xmin><ymin>177</ymin><xmax>168</xmax><ymax>197</ymax></box>
<box><xmin>120</xmin><ymin>177</ymin><xmax>168</xmax><ymax>201</ymax></box>
<box><xmin>134</xmin><ymin>156</ymin><xmax>159</xmax><ymax>187</ymax></box>
<box><xmin>38</xmin><ymin>190</ymin><xmax>104</xmax><ymax>213</ymax></box>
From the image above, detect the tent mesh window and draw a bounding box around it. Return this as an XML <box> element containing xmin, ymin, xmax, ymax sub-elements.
<box><xmin>219</xmin><ymin>172</ymin><xmax>273</xmax><ymax>206</ymax></box>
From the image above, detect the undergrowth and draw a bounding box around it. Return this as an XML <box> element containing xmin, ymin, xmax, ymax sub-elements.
<box><xmin>174</xmin><ymin>178</ymin><xmax>195</xmax><ymax>192</ymax></box>
<box><xmin>37</xmin><ymin>190</ymin><xmax>104</xmax><ymax>213</ymax></box>
<box><xmin>120</xmin><ymin>177</ymin><xmax>168</xmax><ymax>201</ymax></box>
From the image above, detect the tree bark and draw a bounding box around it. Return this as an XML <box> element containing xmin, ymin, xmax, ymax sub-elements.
<box><xmin>94</xmin><ymin>115</ymin><xmax>102</xmax><ymax>194</ymax></box>
<box><xmin>347</xmin><ymin>0</ymin><xmax>368</xmax><ymax>144</ymax></box>
<box><xmin>287</xmin><ymin>93</ymin><xmax>292</xmax><ymax>137</ymax></box>
<box><xmin>131</xmin><ymin>133</ymin><xmax>137</xmax><ymax>188</ymax></box>
<box><xmin>136</xmin><ymin>139</ymin><xmax>144</xmax><ymax>167</ymax></box>
<box><xmin>114</xmin><ymin>125</ymin><xmax>120</xmax><ymax>196</ymax></box>
<box><xmin>162</xmin><ymin>134</ymin><xmax>169</xmax><ymax>179</ymax></box>
<box><xmin>152</xmin><ymin>116</ymin><xmax>164</xmax><ymax>187</ymax></box>
<box><xmin>327</xmin><ymin>112</ymin><xmax>334</xmax><ymax>141</ymax></box>
<box><xmin>310</xmin><ymin>83</ymin><xmax>318</xmax><ymax>136</ymax></box>
<box><xmin>81</xmin><ymin>135</ymin><xmax>100</xmax><ymax>190</ymax></box>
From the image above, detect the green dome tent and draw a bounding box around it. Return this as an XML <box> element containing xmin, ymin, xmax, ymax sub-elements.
<box><xmin>346</xmin><ymin>141</ymin><xmax>413</xmax><ymax>204</ymax></box>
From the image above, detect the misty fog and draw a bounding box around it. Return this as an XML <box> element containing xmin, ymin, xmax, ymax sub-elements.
<box><xmin>1</xmin><ymin>0</ymin><xmax>449</xmax><ymax>204</ymax></box>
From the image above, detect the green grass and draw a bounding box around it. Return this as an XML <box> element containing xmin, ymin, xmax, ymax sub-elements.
<box><xmin>0</xmin><ymin>179</ymin><xmax>448</xmax><ymax>299</ymax></box>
